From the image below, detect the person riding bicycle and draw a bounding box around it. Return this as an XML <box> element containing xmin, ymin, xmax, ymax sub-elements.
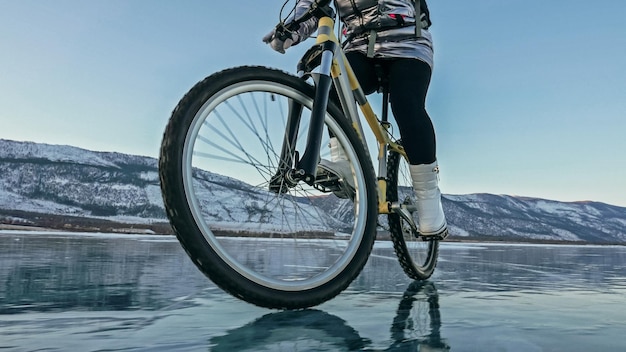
<box><xmin>263</xmin><ymin>0</ymin><xmax>447</xmax><ymax>238</ymax></box>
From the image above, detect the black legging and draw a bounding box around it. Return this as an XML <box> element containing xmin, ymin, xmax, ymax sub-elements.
<box><xmin>345</xmin><ymin>52</ymin><xmax>436</xmax><ymax>165</ymax></box>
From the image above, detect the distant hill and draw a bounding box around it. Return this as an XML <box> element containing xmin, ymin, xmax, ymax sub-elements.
<box><xmin>1</xmin><ymin>139</ymin><xmax>625</xmax><ymax>244</ymax></box>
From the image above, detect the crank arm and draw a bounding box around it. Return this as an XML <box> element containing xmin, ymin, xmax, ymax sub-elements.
<box><xmin>390</xmin><ymin>202</ymin><xmax>419</xmax><ymax>234</ymax></box>
<box><xmin>390</xmin><ymin>201</ymin><xmax>448</xmax><ymax>241</ymax></box>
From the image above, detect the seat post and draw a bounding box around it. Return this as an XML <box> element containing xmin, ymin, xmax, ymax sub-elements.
<box><xmin>376</xmin><ymin>67</ymin><xmax>392</xmax><ymax>185</ymax></box>
<box><xmin>375</xmin><ymin>63</ymin><xmax>390</xmax><ymax>123</ymax></box>
<box><xmin>381</xmin><ymin>85</ymin><xmax>390</xmax><ymax>123</ymax></box>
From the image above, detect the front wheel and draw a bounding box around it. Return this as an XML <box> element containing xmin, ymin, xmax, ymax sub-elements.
<box><xmin>159</xmin><ymin>66</ymin><xmax>378</xmax><ymax>309</ymax></box>
<box><xmin>387</xmin><ymin>149</ymin><xmax>440</xmax><ymax>279</ymax></box>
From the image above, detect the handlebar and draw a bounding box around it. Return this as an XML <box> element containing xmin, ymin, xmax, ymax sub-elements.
<box><xmin>274</xmin><ymin>0</ymin><xmax>334</xmax><ymax>41</ymax></box>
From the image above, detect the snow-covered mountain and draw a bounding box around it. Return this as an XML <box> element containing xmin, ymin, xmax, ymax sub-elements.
<box><xmin>1</xmin><ymin>139</ymin><xmax>625</xmax><ymax>243</ymax></box>
<box><xmin>0</xmin><ymin>139</ymin><xmax>164</xmax><ymax>223</ymax></box>
<box><xmin>443</xmin><ymin>194</ymin><xmax>626</xmax><ymax>243</ymax></box>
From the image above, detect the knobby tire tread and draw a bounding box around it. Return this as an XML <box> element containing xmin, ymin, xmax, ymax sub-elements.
<box><xmin>386</xmin><ymin>150</ymin><xmax>439</xmax><ymax>280</ymax></box>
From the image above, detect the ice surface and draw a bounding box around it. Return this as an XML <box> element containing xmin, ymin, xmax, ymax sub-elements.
<box><xmin>1</xmin><ymin>232</ymin><xmax>624</xmax><ymax>351</ymax></box>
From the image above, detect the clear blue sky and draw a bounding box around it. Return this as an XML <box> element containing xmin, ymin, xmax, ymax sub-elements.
<box><xmin>1</xmin><ymin>1</ymin><xmax>625</xmax><ymax>207</ymax></box>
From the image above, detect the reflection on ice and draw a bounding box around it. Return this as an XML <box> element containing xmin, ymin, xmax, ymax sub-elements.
<box><xmin>209</xmin><ymin>281</ymin><xmax>449</xmax><ymax>351</ymax></box>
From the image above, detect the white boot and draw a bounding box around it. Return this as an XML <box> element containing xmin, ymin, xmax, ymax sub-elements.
<box><xmin>409</xmin><ymin>161</ymin><xmax>447</xmax><ymax>237</ymax></box>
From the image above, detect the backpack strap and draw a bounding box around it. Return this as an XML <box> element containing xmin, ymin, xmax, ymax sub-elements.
<box><xmin>414</xmin><ymin>0</ymin><xmax>421</xmax><ymax>37</ymax></box>
<box><xmin>414</xmin><ymin>0</ymin><xmax>432</xmax><ymax>37</ymax></box>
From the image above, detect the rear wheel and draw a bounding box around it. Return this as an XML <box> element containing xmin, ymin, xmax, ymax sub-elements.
<box><xmin>159</xmin><ymin>66</ymin><xmax>378</xmax><ymax>309</ymax></box>
<box><xmin>387</xmin><ymin>149</ymin><xmax>439</xmax><ymax>279</ymax></box>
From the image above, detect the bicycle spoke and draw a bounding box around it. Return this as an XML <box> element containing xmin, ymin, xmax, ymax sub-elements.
<box><xmin>194</xmin><ymin>134</ymin><xmax>266</xmax><ymax>173</ymax></box>
<box><xmin>201</xmin><ymin>115</ymin><xmax>270</xmax><ymax>179</ymax></box>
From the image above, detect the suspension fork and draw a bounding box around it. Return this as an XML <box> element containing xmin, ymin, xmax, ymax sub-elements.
<box><xmin>269</xmin><ymin>40</ymin><xmax>337</xmax><ymax>192</ymax></box>
<box><xmin>296</xmin><ymin>40</ymin><xmax>337</xmax><ymax>184</ymax></box>
<box><xmin>377</xmin><ymin>87</ymin><xmax>391</xmax><ymax>214</ymax></box>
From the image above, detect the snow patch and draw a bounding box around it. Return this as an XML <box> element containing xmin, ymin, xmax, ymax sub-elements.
<box><xmin>449</xmin><ymin>225</ymin><xmax>470</xmax><ymax>237</ymax></box>
<box><xmin>0</xmin><ymin>139</ymin><xmax>119</xmax><ymax>168</ymax></box>
<box><xmin>550</xmin><ymin>228</ymin><xmax>581</xmax><ymax>241</ymax></box>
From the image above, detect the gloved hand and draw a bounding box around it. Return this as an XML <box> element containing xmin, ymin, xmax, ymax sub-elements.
<box><xmin>262</xmin><ymin>26</ymin><xmax>300</xmax><ymax>54</ymax></box>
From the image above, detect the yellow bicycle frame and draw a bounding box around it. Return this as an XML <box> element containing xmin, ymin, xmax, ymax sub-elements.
<box><xmin>314</xmin><ymin>16</ymin><xmax>406</xmax><ymax>214</ymax></box>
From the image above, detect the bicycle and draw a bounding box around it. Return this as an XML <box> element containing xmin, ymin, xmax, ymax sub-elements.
<box><xmin>159</xmin><ymin>0</ymin><xmax>446</xmax><ymax>309</ymax></box>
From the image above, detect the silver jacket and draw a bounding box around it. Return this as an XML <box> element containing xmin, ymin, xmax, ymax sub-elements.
<box><xmin>291</xmin><ymin>0</ymin><xmax>433</xmax><ymax>68</ymax></box>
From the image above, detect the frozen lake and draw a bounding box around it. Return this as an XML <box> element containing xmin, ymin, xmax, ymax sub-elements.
<box><xmin>1</xmin><ymin>231</ymin><xmax>625</xmax><ymax>351</ymax></box>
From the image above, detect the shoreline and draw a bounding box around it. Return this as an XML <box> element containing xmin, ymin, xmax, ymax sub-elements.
<box><xmin>1</xmin><ymin>223</ymin><xmax>623</xmax><ymax>246</ymax></box>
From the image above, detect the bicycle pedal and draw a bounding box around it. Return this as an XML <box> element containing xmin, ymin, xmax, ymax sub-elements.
<box><xmin>315</xmin><ymin>171</ymin><xmax>339</xmax><ymax>184</ymax></box>
<box><xmin>314</xmin><ymin>171</ymin><xmax>354</xmax><ymax>200</ymax></box>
